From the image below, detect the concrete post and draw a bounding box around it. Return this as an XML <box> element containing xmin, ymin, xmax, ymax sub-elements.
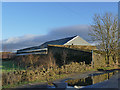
<box><xmin>91</xmin><ymin>50</ymin><xmax>94</xmax><ymax>68</ymax></box>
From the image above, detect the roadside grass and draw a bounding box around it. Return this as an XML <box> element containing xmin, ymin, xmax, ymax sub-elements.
<box><xmin>2</xmin><ymin>60</ymin><xmax>119</xmax><ymax>88</ymax></box>
<box><xmin>96</xmin><ymin>66</ymin><xmax>119</xmax><ymax>70</ymax></box>
<box><xmin>3</xmin><ymin>66</ymin><xmax>118</xmax><ymax>89</ymax></box>
<box><xmin>2</xmin><ymin>73</ymin><xmax>70</xmax><ymax>88</ymax></box>
<box><xmin>2</xmin><ymin>62</ymin><xmax>91</xmax><ymax>88</ymax></box>
<box><xmin>2</xmin><ymin>80</ymin><xmax>47</xmax><ymax>88</ymax></box>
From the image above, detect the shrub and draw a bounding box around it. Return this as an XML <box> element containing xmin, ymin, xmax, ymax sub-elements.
<box><xmin>2</xmin><ymin>61</ymin><xmax>92</xmax><ymax>87</ymax></box>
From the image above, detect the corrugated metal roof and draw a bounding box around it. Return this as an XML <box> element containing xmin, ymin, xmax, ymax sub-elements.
<box><xmin>17</xmin><ymin>46</ymin><xmax>40</xmax><ymax>52</ymax></box>
<box><xmin>17</xmin><ymin>36</ymin><xmax>76</xmax><ymax>52</ymax></box>
<box><xmin>17</xmin><ymin>35</ymin><xmax>91</xmax><ymax>52</ymax></box>
<box><xmin>39</xmin><ymin>35</ymin><xmax>76</xmax><ymax>48</ymax></box>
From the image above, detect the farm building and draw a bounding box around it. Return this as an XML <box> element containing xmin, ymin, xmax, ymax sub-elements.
<box><xmin>16</xmin><ymin>35</ymin><xmax>109</xmax><ymax>67</ymax></box>
<box><xmin>17</xmin><ymin>35</ymin><xmax>97</xmax><ymax>65</ymax></box>
<box><xmin>17</xmin><ymin>35</ymin><xmax>95</xmax><ymax>55</ymax></box>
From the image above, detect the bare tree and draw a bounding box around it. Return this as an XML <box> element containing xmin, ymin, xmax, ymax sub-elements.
<box><xmin>89</xmin><ymin>13</ymin><xmax>118</xmax><ymax>66</ymax></box>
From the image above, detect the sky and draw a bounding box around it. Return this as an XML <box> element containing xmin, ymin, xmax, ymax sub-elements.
<box><xmin>2</xmin><ymin>2</ymin><xmax>118</xmax><ymax>51</ymax></box>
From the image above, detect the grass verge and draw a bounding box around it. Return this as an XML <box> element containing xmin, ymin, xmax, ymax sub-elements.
<box><xmin>2</xmin><ymin>61</ymin><xmax>25</xmax><ymax>72</ymax></box>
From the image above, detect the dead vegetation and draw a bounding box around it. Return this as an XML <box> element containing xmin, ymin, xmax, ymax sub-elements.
<box><xmin>2</xmin><ymin>61</ymin><xmax>92</xmax><ymax>87</ymax></box>
<box><xmin>2</xmin><ymin>49</ymin><xmax>119</xmax><ymax>88</ymax></box>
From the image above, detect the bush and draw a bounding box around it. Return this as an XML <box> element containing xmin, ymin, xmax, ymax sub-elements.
<box><xmin>2</xmin><ymin>61</ymin><xmax>92</xmax><ymax>87</ymax></box>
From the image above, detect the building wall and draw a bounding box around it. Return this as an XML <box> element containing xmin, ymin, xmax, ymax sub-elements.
<box><xmin>48</xmin><ymin>45</ymin><xmax>113</xmax><ymax>68</ymax></box>
<box><xmin>92</xmin><ymin>51</ymin><xmax>106</xmax><ymax>68</ymax></box>
<box><xmin>48</xmin><ymin>45</ymin><xmax>92</xmax><ymax>66</ymax></box>
<box><xmin>92</xmin><ymin>50</ymin><xmax>115</xmax><ymax>68</ymax></box>
<box><xmin>64</xmin><ymin>36</ymin><xmax>91</xmax><ymax>45</ymax></box>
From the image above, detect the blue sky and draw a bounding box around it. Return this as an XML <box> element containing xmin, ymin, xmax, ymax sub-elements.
<box><xmin>2</xmin><ymin>2</ymin><xmax>118</xmax><ymax>40</ymax></box>
<box><xmin>1</xmin><ymin>2</ymin><xmax>118</xmax><ymax>51</ymax></box>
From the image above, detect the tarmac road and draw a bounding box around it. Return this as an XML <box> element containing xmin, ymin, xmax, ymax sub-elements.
<box><xmin>65</xmin><ymin>72</ymin><xmax>120</xmax><ymax>90</ymax></box>
<box><xmin>80</xmin><ymin>72</ymin><xmax>120</xmax><ymax>89</ymax></box>
<box><xmin>13</xmin><ymin>70</ymin><xmax>120</xmax><ymax>90</ymax></box>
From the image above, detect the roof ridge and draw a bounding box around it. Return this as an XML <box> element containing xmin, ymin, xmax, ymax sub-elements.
<box><xmin>64</xmin><ymin>35</ymin><xmax>79</xmax><ymax>45</ymax></box>
<box><xmin>42</xmin><ymin>35</ymin><xmax>77</xmax><ymax>43</ymax></box>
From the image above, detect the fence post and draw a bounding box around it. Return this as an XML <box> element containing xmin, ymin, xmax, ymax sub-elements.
<box><xmin>91</xmin><ymin>50</ymin><xmax>94</xmax><ymax>68</ymax></box>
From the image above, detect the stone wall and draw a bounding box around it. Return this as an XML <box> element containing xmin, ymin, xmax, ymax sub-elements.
<box><xmin>92</xmin><ymin>50</ymin><xmax>115</xmax><ymax>68</ymax></box>
<box><xmin>92</xmin><ymin>51</ymin><xmax>106</xmax><ymax>68</ymax></box>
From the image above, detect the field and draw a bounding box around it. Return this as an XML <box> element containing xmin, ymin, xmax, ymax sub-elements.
<box><xmin>2</xmin><ymin>60</ymin><xmax>25</xmax><ymax>72</ymax></box>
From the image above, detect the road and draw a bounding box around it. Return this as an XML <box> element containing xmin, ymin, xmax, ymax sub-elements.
<box><xmin>81</xmin><ymin>72</ymin><xmax>120</xmax><ymax>89</ymax></box>
<box><xmin>13</xmin><ymin>70</ymin><xmax>120</xmax><ymax>90</ymax></box>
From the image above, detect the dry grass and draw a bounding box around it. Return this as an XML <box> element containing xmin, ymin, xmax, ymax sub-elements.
<box><xmin>2</xmin><ymin>61</ymin><xmax>92</xmax><ymax>87</ymax></box>
<box><xmin>2</xmin><ymin>49</ymin><xmax>119</xmax><ymax>88</ymax></box>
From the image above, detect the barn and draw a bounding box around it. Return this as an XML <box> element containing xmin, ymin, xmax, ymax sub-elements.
<box><xmin>17</xmin><ymin>35</ymin><xmax>96</xmax><ymax>65</ymax></box>
<box><xmin>17</xmin><ymin>35</ymin><xmax>94</xmax><ymax>55</ymax></box>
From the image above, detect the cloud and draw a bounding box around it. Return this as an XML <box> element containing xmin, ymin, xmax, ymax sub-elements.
<box><xmin>3</xmin><ymin>34</ymin><xmax>37</xmax><ymax>44</ymax></box>
<box><xmin>48</xmin><ymin>25</ymin><xmax>91</xmax><ymax>40</ymax></box>
<box><xmin>1</xmin><ymin>25</ymin><xmax>93</xmax><ymax>52</ymax></box>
